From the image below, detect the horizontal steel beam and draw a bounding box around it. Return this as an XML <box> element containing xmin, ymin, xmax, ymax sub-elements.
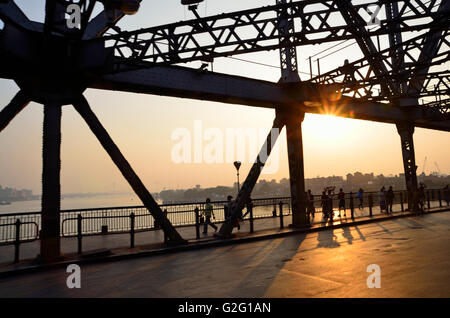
<box><xmin>90</xmin><ymin>65</ymin><xmax>450</xmax><ymax>131</ymax></box>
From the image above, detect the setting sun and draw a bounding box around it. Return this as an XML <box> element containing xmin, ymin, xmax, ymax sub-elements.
<box><xmin>303</xmin><ymin>114</ymin><xmax>354</xmax><ymax>141</ymax></box>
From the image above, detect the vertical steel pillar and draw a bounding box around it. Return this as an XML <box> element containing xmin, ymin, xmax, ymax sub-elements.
<box><xmin>285</xmin><ymin>110</ymin><xmax>308</xmax><ymax>227</ymax></box>
<box><xmin>397</xmin><ymin>123</ymin><xmax>418</xmax><ymax>211</ymax></box>
<box><xmin>40</xmin><ymin>103</ymin><xmax>62</xmax><ymax>261</ymax></box>
<box><xmin>276</xmin><ymin>0</ymin><xmax>300</xmax><ymax>83</ymax></box>
<box><xmin>277</xmin><ymin>0</ymin><xmax>307</xmax><ymax>227</ymax></box>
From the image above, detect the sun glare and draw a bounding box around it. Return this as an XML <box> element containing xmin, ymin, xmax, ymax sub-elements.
<box><xmin>303</xmin><ymin>114</ymin><xmax>354</xmax><ymax>141</ymax></box>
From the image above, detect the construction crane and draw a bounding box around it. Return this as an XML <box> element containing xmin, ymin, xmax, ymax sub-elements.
<box><xmin>421</xmin><ymin>156</ymin><xmax>428</xmax><ymax>175</ymax></box>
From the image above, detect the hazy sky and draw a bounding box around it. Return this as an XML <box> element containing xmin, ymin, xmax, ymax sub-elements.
<box><xmin>0</xmin><ymin>0</ymin><xmax>449</xmax><ymax>194</ymax></box>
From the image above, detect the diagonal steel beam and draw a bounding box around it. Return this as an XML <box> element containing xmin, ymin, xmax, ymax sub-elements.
<box><xmin>72</xmin><ymin>95</ymin><xmax>186</xmax><ymax>244</ymax></box>
<box><xmin>216</xmin><ymin>114</ymin><xmax>285</xmax><ymax>238</ymax></box>
<box><xmin>83</xmin><ymin>0</ymin><xmax>143</xmax><ymax>39</ymax></box>
<box><xmin>0</xmin><ymin>1</ymin><xmax>42</xmax><ymax>32</ymax></box>
<box><xmin>0</xmin><ymin>90</ymin><xmax>31</xmax><ymax>133</ymax></box>
<box><xmin>335</xmin><ymin>0</ymin><xmax>396</xmax><ymax>97</ymax></box>
<box><xmin>83</xmin><ymin>8</ymin><xmax>125</xmax><ymax>39</ymax></box>
<box><xmin>407</xmin><ymin>0</ymin><xmax>450</xmax><ymax>96</ymax></box>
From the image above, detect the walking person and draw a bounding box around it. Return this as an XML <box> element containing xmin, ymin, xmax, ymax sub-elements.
<box><xmin>356</xmin><ymin>188</ymin><xmax>364</xmax><ymax>210</ymax></box>
<box><xmin>307</xmin><ymin>189</ymin><xmax>315</xmax><ymax>220</ymax></box>
<box><xmin>386</xmin><ymin>186</ymin><xmax>395</xmax><ymax>213</ymax></box>
<box><xmin>338</xmin><ymin>188</ymin><xmax>346</xmax><ymax>217</ymax></box>
<box><xmin>202</xmin><ymin>198</ymin><xmax>217</xmax><ymax>234</ymax></box>
<box><xmin>418</xmin><ymin>184</ymin><xmax>426</xmax><ymax>213</ymax></box>
<box><xmin>379</xmin><ymin>186</ymin><xmax>386</xmax><ymax>213</ymax></box>
<box><xmin>327</xmin><ymin>189</ymin><xmax>334</xmax><ymax>220</ymax></box>
<box><xmin>321</xmin><ymin>191</ymin><xmax>328</xmax><ymax>222</ymax></box>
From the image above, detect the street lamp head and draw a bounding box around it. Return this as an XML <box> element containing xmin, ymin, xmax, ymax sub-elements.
<box><xmin>233</xmin><ymin>161</ymin><xmax>241</xmax><ymax>171</ymax></box>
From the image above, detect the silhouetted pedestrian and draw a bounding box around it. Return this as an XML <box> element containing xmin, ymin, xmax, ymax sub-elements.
<box><xmin>327</xmin><ymin>189</ymin><xmax>334</xmax><ymax>220</ymax></box>
<box><xmin>202</xmin><ymin>198</ymin><xmax>217</xmax><ymax>234</ymax></box>
<box><xmin>356</xmin><ymin>188</ymin><xmax>364</xmax><ymax>210</ymax></box>
<box><xmin>338</xmin><ymin>188</ymin><xmax>346</xmax><ymax>217</ymax></box>
<box><xmin>307</xmin><ymin>189</ymin><xmax>315</xmax><ymax>220</ymax></box>
<box><xmin>386</xmin><ymin>186</ymin><xmax>395</xmax><ymax>213</ymax></box>
<box><xmin>321</xmin><ymin>191</ymin><xmax>328</xmax><ymax>221</ymax></box>
<box><xmin>379</xmin><ymin>186</ymin><xmax>386</xmax><ymax>213</ymax></box>
<box><xmin>418</xmin><ymin>184</ymin><xmax>426</xmax><ymax>213</ymax></box>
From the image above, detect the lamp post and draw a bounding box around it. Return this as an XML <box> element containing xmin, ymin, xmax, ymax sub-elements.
<box><xmin>233</xmin><ymin>161</ymin><xmax>241</xmax><ymax>194</ymax></box>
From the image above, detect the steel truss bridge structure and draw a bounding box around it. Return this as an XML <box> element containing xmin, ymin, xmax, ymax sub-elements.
<box><xmin>0</xmin><ymin>0</ymin><xmax>448</xmax><ymax>260</ymax></box>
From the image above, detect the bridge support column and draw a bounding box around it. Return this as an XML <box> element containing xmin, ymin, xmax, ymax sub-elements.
<box><xmin>285</xmin><ymin>110</ymin><xmax>308</xmax><ymax>228</ymax></box>
<box><xmin>40</xmin><ymin>103</ymin><xmax>62</xmax><ymax>261</ymax></box>
<box><xmin>396</xmin><ymin>123</ymin><xmax>418</xmax><ymax>211</ymax></box>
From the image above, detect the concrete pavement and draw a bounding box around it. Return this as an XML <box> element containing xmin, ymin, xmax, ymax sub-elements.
<box><xmin>0</xmin><ymin>212</ymin><xmax>449</xmax><ymax>297</ymax></box>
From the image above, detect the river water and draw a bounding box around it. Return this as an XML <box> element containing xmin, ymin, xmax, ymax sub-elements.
<box><xmin>0</xmin><ymin>193</ymin><xmax>148</xmax><ymax>215</ymax></box>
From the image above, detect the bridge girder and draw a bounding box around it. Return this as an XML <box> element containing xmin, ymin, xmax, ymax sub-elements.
<box><xmin>92</xmin><ymin>65</ymin><xmax>450</xmax><ymax>131</ymax></box>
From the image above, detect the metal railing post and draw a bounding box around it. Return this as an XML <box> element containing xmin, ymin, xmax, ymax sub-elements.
<box><xmin>77</xmin><ymin>214</ymin><xmax>82</xmax><ymax>254</ymax></box>
<box><xmin>427</xmin><ymin>191</ymin><xmax>431</xmax><ymax>210</ymax></box>
<box><xmin>438</xmin><ymin>189</ymin><xmax>442</xmax><ymax>207</ymax></box>
<box><xmin>194</xmin><ymin>207</ymin><xmax>200</xmax><ymax>240</ymax></box>
<box><xmin>130</xmin><ymin>212</ymin><xmax>135</xmax><ymax>248</ymax></box>
<box><xmin>368</xmin><ymin>194</ymin><xmax>373</xmax><ymax>217</ymax></box>
<box><xmin>14</xmin><ymin>219</ymin><xmax>21</xmax><ymax>263</ymax></box>
<box><xmin>272</xmin><ymin>199</ymin><xmax>277</xmax><ymax>217</ymax></box>
<box><xmin>400</xmin><ymin>192</ymin><xmax>404</xmax><ymax>212</ymax></box>
<box><xmin>249</xmin><ymin>204</ymin><xmax>254</xmax><ymax>233</ymax></box>
<box><xmin>101</xmin><ymin>211</ymin><xmax>108</xmax><ymax>234</ymax></box>
<box><xmin>279</xmin><ymin>201</ymin><xmax>284</xmax><ymax>229</ymax></box>
<box><xmin>350</xmin><ymin>192</ymin><xmax>354</xmax><ymax>220</ymax></box>
<box><xmin>163</xmin><ymin>209</ymin><xmax>168</xmax><ymax>243</ymax></box>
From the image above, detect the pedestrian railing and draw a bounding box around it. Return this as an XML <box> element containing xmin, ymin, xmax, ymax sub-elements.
<box><xmin>0</xmin><ymin>220</ymin><xmax>39</xmax><ymax>263</ymax></box>
<box><xmin>0</xmin><ymin>188</ymin><xmax>448</xmax><ymax>262</ymax></box>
